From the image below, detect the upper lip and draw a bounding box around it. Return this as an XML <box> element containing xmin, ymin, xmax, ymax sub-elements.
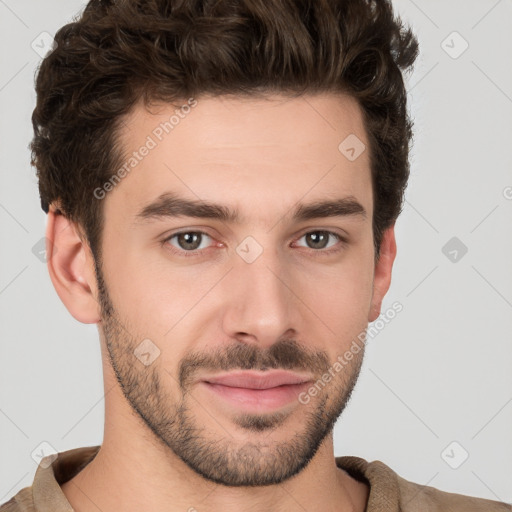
<box><xmin>201</xmin><ymin>370</ymin><xmax>313</xmax><ymax>390</ymax></box>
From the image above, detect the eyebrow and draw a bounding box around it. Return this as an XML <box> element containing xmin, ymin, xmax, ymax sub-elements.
<box><xmin>134</xmin><ymin>192</ymin><xmax>367</xmax><ymax>225</ymax></box>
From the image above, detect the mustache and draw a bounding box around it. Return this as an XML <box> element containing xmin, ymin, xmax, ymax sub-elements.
<box><xmin>178</xmin><ymin>339</ymin><xmax>330</xmax><ymax>390</ymax></box>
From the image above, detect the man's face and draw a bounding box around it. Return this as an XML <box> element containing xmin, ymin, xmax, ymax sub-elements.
<box><xmin>95</xmin><ymin>93</ymin><xmax>377</xmax><ymax>486</ymax></box>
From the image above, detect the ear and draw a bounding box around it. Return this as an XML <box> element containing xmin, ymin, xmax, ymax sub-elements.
<box><xmin>45</xmin><ymin>204</ymin><xmax>101</xmax><ymax>324</ymax></box>
<box><xmin>368</xmin><ymin>224</ymin><xmax>397</xmax><ymax>323</ymax></box>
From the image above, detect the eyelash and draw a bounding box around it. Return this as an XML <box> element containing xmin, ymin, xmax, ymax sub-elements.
<box><xmin>161</xmin><ymin>230</ymin><xmax>347</xmax><ymax>258</ymax></box>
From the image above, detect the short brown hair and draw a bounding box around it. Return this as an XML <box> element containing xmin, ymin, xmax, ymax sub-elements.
<box><xmin>31</xmin><ymin>0</ymin><xmax>419</xmax><ymax>262</ymax></box>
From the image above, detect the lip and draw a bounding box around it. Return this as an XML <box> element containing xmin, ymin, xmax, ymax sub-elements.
<box><xmin>198</xmin><ymin>370</ymin><xmax>313</xmax><ymax>412</ymax></box>
<box><xmin>201</xmin><ymin>369</ymin><xmax>313</xmax><ymax>389</ymax></box>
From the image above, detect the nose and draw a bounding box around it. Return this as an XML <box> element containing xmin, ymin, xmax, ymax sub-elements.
<box><xmin>221</xmin><ymin>246</ymin><xmax>303</xmax><ymax>349</ymax></box>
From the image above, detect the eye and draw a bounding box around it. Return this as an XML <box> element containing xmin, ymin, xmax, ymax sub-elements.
<box><xmin>163</xmin><ymin>231</ymin><xmax>215</xmax><ymax>256</ymax></box>
<box><xmin>293</xmin><ymin>230</ymin><xmax>344</xmax><ymax>254</ymax></box>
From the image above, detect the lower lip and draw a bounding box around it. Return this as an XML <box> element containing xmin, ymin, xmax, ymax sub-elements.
<box><xmin>200</xmin><ymin>381</ymin><xmax>311</xmax><ymax>412</ymax></box>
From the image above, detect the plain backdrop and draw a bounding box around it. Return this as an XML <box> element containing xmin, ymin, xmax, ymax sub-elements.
<box><xmin>1</xmin><ymin>0</ymin><xmax>511</xmax><ymax>505</ymax></box>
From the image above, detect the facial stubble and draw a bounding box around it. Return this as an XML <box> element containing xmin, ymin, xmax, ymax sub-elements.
<box><xmin>94</xmin><ymin>257</ymin><xmax>365</xmax><ymax>487</ymax></box>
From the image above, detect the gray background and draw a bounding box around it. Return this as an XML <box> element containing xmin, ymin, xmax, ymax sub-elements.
<box><xmin>1</xmin><ymin>0</ymin><xmax>511</xmax><ymax>505</ymax></box>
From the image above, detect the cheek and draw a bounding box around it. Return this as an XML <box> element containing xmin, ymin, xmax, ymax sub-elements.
<box><xmin>305</xmin><ymin>276</ymin><xmax>372</xmax><ymax>342</ymax></box>
<box><xmin>98</xmin><ymin>242</ymin><xmax>173</xmax><ymax>342</ymax></box>
<box><xmin>107</xmin><ymin>251</ymin><xmax>226</xmax><ymax>353</ymax></box>
<box><xmin>299</xmin><ymin>246</ymin><xmax>375</xmax><ymax>341</ymax></box>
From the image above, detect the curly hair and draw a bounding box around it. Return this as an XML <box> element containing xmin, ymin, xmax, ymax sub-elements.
<box><xmin>31</xmin><ymin>0</ymin><xmax>419</xmax><ymax>263</ymax></box>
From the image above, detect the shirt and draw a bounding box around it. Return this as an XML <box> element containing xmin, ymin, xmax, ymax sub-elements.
<box><xmin>1</xmin><ymin>445</ymin><xmax>509</xmax><ymax>511</ymax></box>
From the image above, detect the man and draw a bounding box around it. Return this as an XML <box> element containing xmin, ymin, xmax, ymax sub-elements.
<box><xmin>1</xmin><ymin>0</ymin><xmax>509</xmax><ymax>511</ymax></box>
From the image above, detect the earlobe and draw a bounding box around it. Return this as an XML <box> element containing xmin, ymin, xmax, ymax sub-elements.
<box><xmin>368</xmin><ymin>225</ymin><xmax>397</xmax><ymax>323</ymax></box>
<box><xmin>46</xmin><ymin>205</ymin><xmax>101</xmax><ymax>324</ymax></box>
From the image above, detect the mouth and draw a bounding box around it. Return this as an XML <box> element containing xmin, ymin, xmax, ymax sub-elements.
<box><xmin>199</xmin><ymin>370</ymin><xmax>313</xmax><ymax>412</ymax></box>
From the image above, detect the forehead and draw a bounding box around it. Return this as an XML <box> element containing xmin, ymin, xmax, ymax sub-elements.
<box><xmin>120</xmin><ymin>92</ymin><xmax>367</xmax><ymax>150</ymax></box>
<box><xmin>107</xmin><ymin>92</ymin><xmax>372</xmax><ymax>224</ymax></box>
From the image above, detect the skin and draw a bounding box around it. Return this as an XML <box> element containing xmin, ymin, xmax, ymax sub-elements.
<box><xmin>49</xmin><ymin>92</ymin><xmax>397</xmax><ymax>512</ymax></box>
